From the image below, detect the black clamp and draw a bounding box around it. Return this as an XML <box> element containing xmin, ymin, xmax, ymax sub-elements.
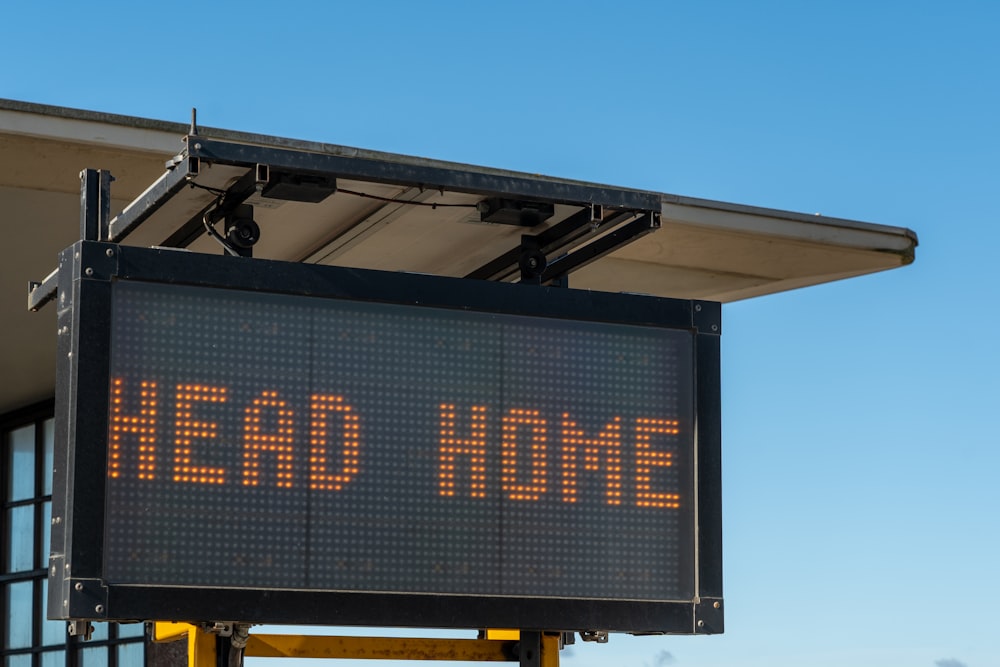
<box><xmin>518</xmin><ymin>237</ymin><xmax>548</xmax><ymax>284</ymax></box>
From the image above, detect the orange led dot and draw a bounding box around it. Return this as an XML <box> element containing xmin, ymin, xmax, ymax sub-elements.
<box><xmin>436</xmin><ymin>404</ymin><xmax>487</xmax><ymax>498</ymax></box>
<box><xmin>500</xmin><ymin>408</ymin><xmax>548</xmax><ymax>501</ymax></box>
<box><xmin>171</xmin><ymin>383</ymin><xmax>227</xmax><ymax>485</ymax></box>
<box><xmin>559</xmin><ymin>415</ymin><xmax>621</xmax><ymax>504</ymax></box>
<box><xmin>635</xmin><ymin>417</ymin><xmax>681</xmax><ymax>509</ymax></box>
<box><xmin>108</xmin><ymin>378</ymin><xmax>159</xmax><ymax>480</ymax></box>
<box><xmin>307</xmin><ymin>395</ymin><xmax>361</xmax><ymax>491</ymax></box>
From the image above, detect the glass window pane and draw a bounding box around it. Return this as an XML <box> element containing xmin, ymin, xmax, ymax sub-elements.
<box><xmin>80</xmin><ymin>646</ymin><xmax>108</xmax><ymax>667</ymax></box>
<box><xmin>5</xmin><ymin>505</ymin><xmax>34</xmax><ymax>572</ymax></box>
<box><xmin>90</xmin><ymin>622</ymin><xmax>109</xmax><ymax>642</ymax></box>
<box><xmin>5</xmin><ymin>654</ymin><xmax>32</xmax><ymax>667</ymax></box>
<box><xmin>4</xmin><ymin>580</ymin><xmax>34</xmax><ymax>648</ymax></box>
<box><xmin>39</xmin><ymin>501</ymin><xmax>52</xmax><ymax>569</ymax></box>
<box><xmin>40</xmin><ymin>650</ymin><xmax>66</xmax><ymax>667</ymax></box>
<box><xmin>40</xmin><ymin>578</ymin><xmax>67</xmax><ymax>646</ymax></box>
<box><xmin>117</xmin><ymin>621</ymin><xmax>146</xmax><ymax>639</ymax></box>
<box><xmin>6</xmin><ymin>424</ymin><xmax>35</xmax><ymax>501</ymax></box>
<box><xmin>43</xmin><ymin>418</ymin><xmax>55</xmax><ymax>496</ymax></box>
<box><xmin>117</xmin><ymin>642</ymin><xmax>144</xmax><ymax>667</ymax></box>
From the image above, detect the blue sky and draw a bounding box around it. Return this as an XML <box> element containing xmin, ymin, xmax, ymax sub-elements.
<box><xmin>4</xmin><ymin>1</ymin><xmax>998</xmax><ymax>666</ymax></box>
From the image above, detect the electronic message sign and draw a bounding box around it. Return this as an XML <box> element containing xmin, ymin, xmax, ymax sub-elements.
<box><xmin>49</xmin><ymin>241</ymin><xmax>722</xmax><ymax>634</ymax></box>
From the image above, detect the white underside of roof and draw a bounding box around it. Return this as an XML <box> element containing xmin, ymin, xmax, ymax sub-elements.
<box><xmin>0</xmin><ymin>99</ymin><xmax>916</xmax><ymax>412</ymax></box>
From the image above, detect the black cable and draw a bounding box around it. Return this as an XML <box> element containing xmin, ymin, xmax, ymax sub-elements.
<box><xmin>337</xmin><ymin>188</ymin><xmax>478</xmax><ymax>209</ymax></box>
<box><xmin>186</xmin><ymin>179</ymin><xmax>247</xmax><ymax>255</ymax></box>
<box><xmin>191</xmin><ymin>177</ymin><xmax>474</xmax><ymax>210</ymax></box>
<box><xmin>201</xmin><ymin>197</ymin><xmax>242</xmax><ymax>256</ymax></box>
<box><xmin>187</xmin><ymin>180</ymin><xmax>229</xmax><ymax>197</ymax></box>
<box><xmin>190</xmin><ymin>178</ymin><xmax>475</xmax><ymax>256</ymax></box>
<box><xmin>228</xmin><ymin>624</ymin><xmax>250</xmax><ymax>667</ymax></box>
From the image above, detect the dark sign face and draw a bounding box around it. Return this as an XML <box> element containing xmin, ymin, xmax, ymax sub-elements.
<box><xmin>106</xmin><ymin>281</ymin><xmax>695</xmax><ymax>601</ymax></box>
<box><xmin>50</xmin><ymin>242</ymin><xmax>722</xmax><ymax>633</ymax></box>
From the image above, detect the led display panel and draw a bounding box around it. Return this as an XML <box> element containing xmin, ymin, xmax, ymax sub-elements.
<box><xmin>50</xmin><ymin>241</ymin><xmax>722</xmax><ymax>634</ymax></box>
<box><xmin>106</xmin><ymin>280</ymin><xmax>693</xmax><ymax>598</ymax></box>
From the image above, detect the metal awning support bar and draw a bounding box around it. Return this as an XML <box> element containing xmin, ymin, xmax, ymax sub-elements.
<box><xmin>107</xmin><ymin>156</ymin><xmax>197</xmax><ymax>243</ymax></box>
<box><xmin>29</xmin><ymin>136</ymin><xmax>666</xmax><ymax>311</ymax></box>
<box><xmin>160</xmin><ymin>165</ymin><xmax>260</xmax><ymax>248</ymax></box>
<box><xmin>467</xmin><ymin>207</ymin><xmax>597</xmax><ymax>281</ymax></box>
<box><xmin>466</xmin><ymin>208</ymin><xmax>639</xmax><ymax>282</ymax></box>
<box><xmin>186</xmin><ymin>137</ymin><xmax>662</xmax><ymax>211</ymax></box>
<box><xmin>542</xmin><ymin>212</ymin><xmax>661</xmax><ymax>284</ymax></box>
<box><xmin>27</xmin><ymin>267</ymin><xmax>58</xmax><ymax>312</ymax></box>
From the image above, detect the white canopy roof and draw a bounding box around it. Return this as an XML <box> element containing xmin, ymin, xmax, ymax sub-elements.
<box><xmin>0</xmin><ymin>99</ymin><xmax>916</xmax><ymax>412</ymax></box>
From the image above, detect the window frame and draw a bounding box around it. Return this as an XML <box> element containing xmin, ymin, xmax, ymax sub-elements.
<box><xmin>2</xmin><ymin>400</ymin><xmax>146</xmax><ymax>667</ymax></box>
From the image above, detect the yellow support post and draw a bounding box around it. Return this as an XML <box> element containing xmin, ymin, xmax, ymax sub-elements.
<box><xmin>540</xmin><ymin>632</ymin><xmax>561</xmax><ymax>667</ymax></box>
<box><xmin>152</xmin><ymin>622</ymin><xmax>216</xmax><ymax>667</ymax></box>
<box><xmin>152</xmin><ymin>621</ymin><xmax>195</xmax><ymax>643</ymax></box>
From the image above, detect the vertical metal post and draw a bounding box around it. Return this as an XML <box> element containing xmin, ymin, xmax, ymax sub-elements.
<box><xmin>98</xmin><ymin>169</ymin><xmax>113</xmax><ymax>241</ymax></box>
<box><xmin>517</xmin><ymin>631</ymin><xmax>562</xmax><ymax>667</ymax></box>
<box><xmin>79</xmin><ymin>169</ymin><xmax>114</xmax><ymax>242</ymax></box>
<box><xmin>216</xmin><ymin>633</ymin><xmax>234</xmax><ymax>667</ymax></box>
<box><xmin>79</xmin><ymin>169</ymin><xmax>100</xmax><ymax>242</ymax></box>
<box><xmin>540</xmin><ymin>633</ymin><xmax>561</xmax><ymax>667</ymax></box>
<box><xmin>519</xmin><ymin>631</ymin><xmax>542</xmax><ymax>667</ymax></box>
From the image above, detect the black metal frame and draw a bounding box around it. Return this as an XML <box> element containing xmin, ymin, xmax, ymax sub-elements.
<box><xmin>30</xmin><ymin>137</ymin><xmax>664</xmax><ymax>311</ymax></box>
<box><xmin>49</xmin><ymin>240</ymin><xmax>722</xmax><ymax>635</ymax></box>
<box><xmin>104</xmin><ymin>136</ymin><xmax>663</xmax><ymax>254</ymax></box>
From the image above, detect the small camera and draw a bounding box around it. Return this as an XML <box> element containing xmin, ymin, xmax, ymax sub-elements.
<box><xmin>224</xmin><ymin>204</ymin><xmax>259</xmax><ymax>255</ymax></box>
<box><xmin>226</xmin><ymin>219</ymin><xmax>260</xmax><ymax>249</ymax></box>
